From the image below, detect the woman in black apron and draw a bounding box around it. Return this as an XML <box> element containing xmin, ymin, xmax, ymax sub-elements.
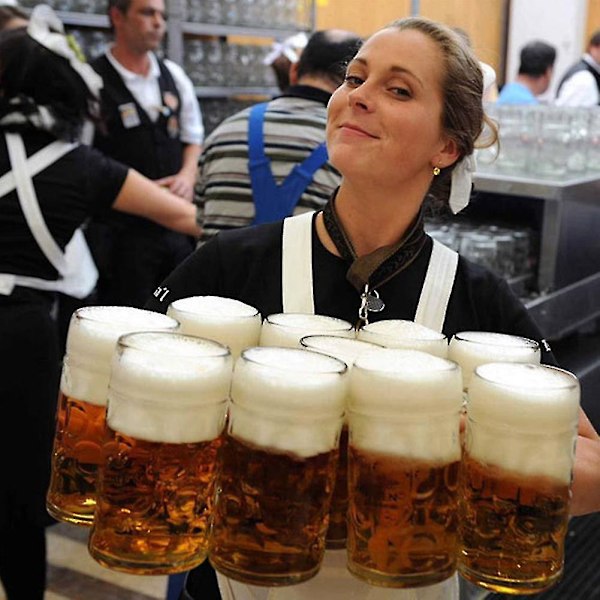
<box><xmin>0</xmin><ymin>8</ymin><xmax>200</xmax><ymax>599</ymax></box>
<box><xmin>145</xmin><ymin>16</ymin><xmax>600</xmax><ymax>600</ymax></box>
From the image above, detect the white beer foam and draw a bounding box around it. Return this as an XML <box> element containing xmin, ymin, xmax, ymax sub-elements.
<box><xmin>300</xmin><ymin>335</ymin><xmax>382</xmax><ymax>368</ymax></box>
<box><xmin>467</xmin><ymin>362</ymin><xmax>580</xmax><ymax>483</ymax></box>
<box><xmin>260</xmin><ymin>313</ymin><xmax>354</xmax><ymax>348</ymax></box>
<box><xmin>167</xmin><ymin>295</ymin><xmax>261</xmax><ymax>359</ymax></box>
<box><xmin>230</xmin><ymin>347</ymin><xmax>348</xmax><ymax>456</ymax></box>
<box><xmin>61</xmin><ymin>306</ymin><xmax>179</xmax><ymax>406</ymax></box>
<box><xmin>349</xmin><ymin>348</ymin><xmax>463</xmax><ymax>462</ymax></box>
<box><xmin>106</xmin><ymin>333</ymin><xmax>233</xmax><ymax>444</ymax></box>
<box><xmin>357</xmin><ymin>319</ymin><xmax>448</xmax><ymax>358</ymax></box>
<box><xmin>448</xmin><ymin>331</ymin><xmax>540</xmax><ymax>390</ymax></box>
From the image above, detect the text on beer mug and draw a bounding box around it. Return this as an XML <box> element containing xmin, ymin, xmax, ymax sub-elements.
<box><xmin>88</xmin><ymin>332</ymin><xmax>232</xmax><ymax>575</ymax></box>
<box><xmin>458</xmin><ymin>362</ymin><xmax>580</xmax><ymax>595</ymax></box>
<box><xmin>209</xmin><ymin>346</ymin><xmax>348</xmax><ymax>586</ymax></box>
<box><xmin>46</xmin><ymin>306</ymin><xmax>179</xmax><ymax>526</ymax></box>
<box><xmin>347</xmin><ymin>348</ymin><xmax>463</xmax><ymax>588</ymax></box>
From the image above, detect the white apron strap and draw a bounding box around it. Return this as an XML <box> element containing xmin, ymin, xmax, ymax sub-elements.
<box><xmin>414</xmin><ymin>239</ymin><xmax>458</xmax><ymax>333</ymax></box>
<box><xmin>281</xmin><ymin>211</ymin><xmax>316</xmax><ymax>314</ymax></box>
<box><xmin>5</xmin><ymin>133</ymin><xmax>76</xmax><ymax>274</ymax></box>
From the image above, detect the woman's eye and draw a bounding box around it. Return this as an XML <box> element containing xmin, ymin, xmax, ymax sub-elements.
<box><xmin>344</xmin><ymin>75</ymin><xmax>363</xmax><ymax>87</ymax></box>
<box><xmin>391</xmin><ymin>87</ymin><xmax>411</xmax><ymax>98</ymax></box>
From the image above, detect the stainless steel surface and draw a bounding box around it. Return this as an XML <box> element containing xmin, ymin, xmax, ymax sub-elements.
<box><xmin>195</xmin><ymin>86</ymin><xmax>279</xmax><ymax>98</ymax></box>
<box><xmin>181</xmin><ymin>21</ymin><xmax>308</xmax><ymax>37</ymax></box>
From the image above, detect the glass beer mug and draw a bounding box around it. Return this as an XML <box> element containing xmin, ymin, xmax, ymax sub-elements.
<box><xmin>46</xmin><ymin>306</ymin><xmax>179</xmax><ymax>526</ymax></box>
<box><xmin>347</xmin><ymin>348</ymin><xmax>463</xmax><ymax>587</ymax></box>
<box><xmin>458</xmin><ymin>362</ymin><xmax>580</xmax><ymax>594</ymax></box>
<box><xmin>299</xmin><ymin>335</ymin><xmax>382</xmax><ymax>550</ymax></box>
<box><xmin>259</xmin><ymin>312</ymin><xmax>354</xmax><ymax>347</ymax></box>
<box><xmin>167</xmin><ymin>295</ymin><xmax>262</xmax><ymax>359</ymax></box>
<box><xmin>88</xmin><ymin>332</ymin><xmax>232</xmax><ymax>574</ymax></box>
<box><xmin>357</xmin><ymin>318</ymin><xmax>448</xmax><ymax>358</ymax></box>
<box><xmin>209</xmin><ymin>346</ymin><xmax>348</xmax><ymax>585</ymax></box>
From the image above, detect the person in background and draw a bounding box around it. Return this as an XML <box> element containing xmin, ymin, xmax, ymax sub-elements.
<box><xmin>87</xmin><ymin>0</ymin><xmax>203</xmax><ymax>308</ymax></box>
<box><xmin>195</xmin><ymin>29</ymin><xmax>362</xmax><ymax>243</ymax></box>
<box><xmin>262</xmin><ymin>31</ymin><xmax>308</xmax><ymax>93</ymax></box>
<box><xmin>0</xmin><ymin>2</ymin><xmax>27</xmax><ymax>31</ymax></box>
<box><xmin>556</xmin><ymin>29</ymin><xmax>600</xmax><ymax>106</ymax></box>
<box><xmin>0</xmin><ymin>8</ymin><xmax>199</xmax><ymax>599</ymax></box>
<box><xmin>146</xmin><ymin>16</ymin><xmax>600</xmax><ymax>600</ymax></box>
<box><xmin>497</xmin><ymin>40</ymin><xmax>557</xmax><ymax>105</ymax></box>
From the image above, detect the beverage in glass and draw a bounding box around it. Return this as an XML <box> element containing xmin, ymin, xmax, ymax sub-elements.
<box><xmin>357</xmin><ymin>319</ymin><xmax>448</xmax><ymax>358</ymax></box>
<box><xmin>458</xmin><ymin>362</ymin><xmax>580</xmax><ymax>594</ymax></box>
<box><xmin>299</xmin><ymin>335</ymin><xmax>382</xmax><ymax>550</ymax></box>
<box><xmin>209</xmin><ymin>346</ymin><xmax>348</xmax><ymax>585</ymax></box>
<box><xmin>347</xmin><ymin>348</ymin><xmax>463</xmax><ymax>587</ymax></box>
<box><xmin>167</xmin><ymin>295</ymin><xmax>261</xmax><ymax>359</ymax></box>
<box><xmin>46</xmin><ymin>306</ymin><xmax>179</xmax><ymax>526</ymax></box>
<box><xmin>448</xmin><ymin>331</ymin><xmax>540</xmax><ymax>391</ymax></box>
<box><xmin>88</xmin><ymin>332</ymin><xmax>232</xmax><ymax>574</ymax></box>
<box><xmin>259</xmin><ymin>312</ymin><xmax>354</xmax><ymax>348</ymax></box>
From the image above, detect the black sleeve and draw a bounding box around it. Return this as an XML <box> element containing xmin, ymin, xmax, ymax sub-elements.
<box><xmin>144</xmin><ymin>238</ymin><xmax>223</xmax><ymax>313</ymax></box>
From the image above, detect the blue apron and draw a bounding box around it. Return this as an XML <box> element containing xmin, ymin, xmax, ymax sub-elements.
<box><xmin>248</xmin><ymin>102</ymin><xmax>328</xmax><ymax>225</ymax></box>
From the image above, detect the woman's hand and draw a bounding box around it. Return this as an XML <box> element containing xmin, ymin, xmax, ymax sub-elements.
<box><xmin>570</xmin><ymin>408</ymin><xmax>600</xmax><ymax>516</ymax></box>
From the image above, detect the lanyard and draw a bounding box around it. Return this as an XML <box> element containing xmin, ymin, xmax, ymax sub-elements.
<box><xmin>322</xmin><ymin>192</ymin><xmax>427</xmax><ymax>325</ymax></box>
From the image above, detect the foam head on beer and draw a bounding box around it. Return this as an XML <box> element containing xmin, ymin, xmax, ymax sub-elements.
<box><xmin>300</xmin><ymin>335</ymin><xmax>382</xmax><ymax>370</ymax></box>
<box><xmin>349</xmin><ymin>348</ymin><xmax>463</xmax><ymax>462</ymax></box>
<box><xmin>230</xmin><ymin>346</ymin><xmax>348</xmax><ymax>457</ymax></box>
<box><xmin>467</xmin><ymin>362</ymin><xmax>580</xmax><ymax>483</ymax></box>
<box><xmin>167</xmin><ymin>295</ymin><xmax>261</xmax><ymax>359</ymax></box>
<box><xmin>107</xmin><ymin>332</ymin><xmax>233</xmax><ymax>444</ymax></box>
<box><xmin>357</xmin><ymin>319</ymin><xmax>448</xmax><ymax>358</ymax></box>
<box><xmin>61</xmin><ymin>306</ymin><xmax>179</xmax><ymax>406</ymax></box>
<box><xmin>448</xmin><ymin>330</ymin><xmax>541</xmax><ymax>390</ymax></box>
<box><xmin>259</xmin><ymin>313</ymin><xmax>354</xmax><ymax>348</ymax></box>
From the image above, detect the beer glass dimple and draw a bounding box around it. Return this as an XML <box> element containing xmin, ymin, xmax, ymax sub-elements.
<box><xmin>167</xmin><ymin>295</ymin><xmax>261</xmax><ymax>359</ymax></box>
<box><xmin>88</xmin><ymin>332</ymin><xmax>232</xmax><ymax>575</ymax></box>
<box><xmin>259</xmin><ymin>312</ymin><xmax>354</xmax><ymax>348</ymax></box>
<box><xmin>209</xmin><ymin>346</ymin><xmax>348</xmax><ymax>586</ymax></box>
<box><xmin>458</xmin><ymin>362</ymin><xmax>580</xmax><ymax>595</ymax></box>
<box><xmin>46</xmin><ymin>306</ymin><xmax>179</xmax><ymax>526</ymax></box>
<box><xmin>357</xmin><ymin>319</ymin><xmax>448</xmax><ymax>358</ymax></box>
<box><xmin>300</xmin><ymin>335</ymin><xmax>382</xmax><ymax>550</ymax></box>
<box><xmin>347</xmin><ymin>348</ymin><xmax>463</xmax><ymax>588</ymax></box>
<box><xmin>448</xmin><ymin>331</ymin><xmax>540</xmax><ymax>392</ymax></box>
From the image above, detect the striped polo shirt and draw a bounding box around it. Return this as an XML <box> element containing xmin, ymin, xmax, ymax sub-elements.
<box><xmin>195</xmin><ymin>85</ymin><xmax>341</xmax><ymax>243</ymax></box>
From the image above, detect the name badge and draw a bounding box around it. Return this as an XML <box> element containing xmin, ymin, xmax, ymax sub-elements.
<box><xmin>119</xmin><ymin>102</ymin><xmax>141</xmax><ymax>129</ymax></box>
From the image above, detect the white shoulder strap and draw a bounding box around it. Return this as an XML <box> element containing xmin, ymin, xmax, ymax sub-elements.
<box><xmin>4</xmin><ymin>133</ymin><xmax>76</xmax><ymax>275</ymax></box>
<box><xmin>414</xmin><ymin>239</ymin><xmax>458</xmax><ymax>333</ymax></box>
<box><xmin>281</xmin><ymin>211</ymin><xmax>316</xmax><ymax>314</ymax></box>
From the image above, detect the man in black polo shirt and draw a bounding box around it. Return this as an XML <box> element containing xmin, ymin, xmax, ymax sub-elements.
<box><xmin>89</xmin><ymin>0</ymin><xmax>203</xmax><ymax>307</ymax></box>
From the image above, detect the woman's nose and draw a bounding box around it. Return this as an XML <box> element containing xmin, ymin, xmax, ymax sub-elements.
<box><xmin>348</xmin><ymin>86</ymin><xmax>371</xmax><ymax>111</ymax></box>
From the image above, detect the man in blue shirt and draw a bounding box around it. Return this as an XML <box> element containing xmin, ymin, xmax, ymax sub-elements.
<box><xmin>498</xmin><ymin>40</ymin><xmax>557</xmax><ymax>105</ymax></box>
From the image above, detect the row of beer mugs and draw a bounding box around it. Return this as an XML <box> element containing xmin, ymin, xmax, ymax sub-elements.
<box><xmin>46</xmin><ymin>298</ymin><xmax>581</xmax><ymax>594</ymax></box>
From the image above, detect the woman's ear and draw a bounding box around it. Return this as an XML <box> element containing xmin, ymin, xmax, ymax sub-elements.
<box><xmin>433</xmin><ymin>137</ymin><xmax>461</xmax><ymax>170</ymax></box>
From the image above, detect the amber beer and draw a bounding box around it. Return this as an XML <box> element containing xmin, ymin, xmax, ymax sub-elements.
<box><xmin>46</xmin><ymin>306</ymin><xmax>179</xmax><ymax>526</ymax></box>
<box><xmin>458</xmin><ymin>362</ymin><xmax>580</xmax><ymax>594</ymax></box>
<box><xmin>88</xmin><ymin>332</ymin><xmax>232</xmax><ymax>574</ymax></box>
<box><xmin>347</xmin><ymin>348</ymin><xmax>463</xmax><ymax>587</ymax></box>
<box><xmin>209</xmin><ymin>347</ymin><xmax>348</xmax><ymax>585</ymax></box>
<box><xmin>299</xmin><ymin>334</ymin><xmax>382</xmax><ymax>550</ymax></box>
<box><xmin>167</xmin><ymin>295</ymin><xmax>261</xmax><ymax>359</ymax></box>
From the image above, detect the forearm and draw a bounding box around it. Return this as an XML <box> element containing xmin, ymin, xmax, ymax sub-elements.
<box><xmin>112</xmin><ymin>169</ymin><xmax>201</xmax><ymax>238</ymax></box>
<box><xmin>570</xmin><ymin>408</ymin><xmax>600</xmax><ymax>516</ymax></box>
<box><xmin>179</xmin><ymin>143</ymin><xmax>202</xmax><ymax>179</ymax></box>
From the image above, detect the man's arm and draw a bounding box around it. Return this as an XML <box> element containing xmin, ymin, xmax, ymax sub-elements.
<box><xmin>156</xmin><ymin>143</ymin><xmax>201</xmax><ymax>201</ymax></box>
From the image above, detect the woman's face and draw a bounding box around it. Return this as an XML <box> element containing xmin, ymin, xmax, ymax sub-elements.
<box><xmin>326</xmin><ymin>27</ymin><xmax>457</xmax><ymax>187</ymax></box>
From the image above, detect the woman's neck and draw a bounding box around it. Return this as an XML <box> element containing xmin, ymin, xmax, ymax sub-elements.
<box><xmin>316</xmin><ymin>181</ymin><xmax>425</xmax><ymax>257</ymax></box>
